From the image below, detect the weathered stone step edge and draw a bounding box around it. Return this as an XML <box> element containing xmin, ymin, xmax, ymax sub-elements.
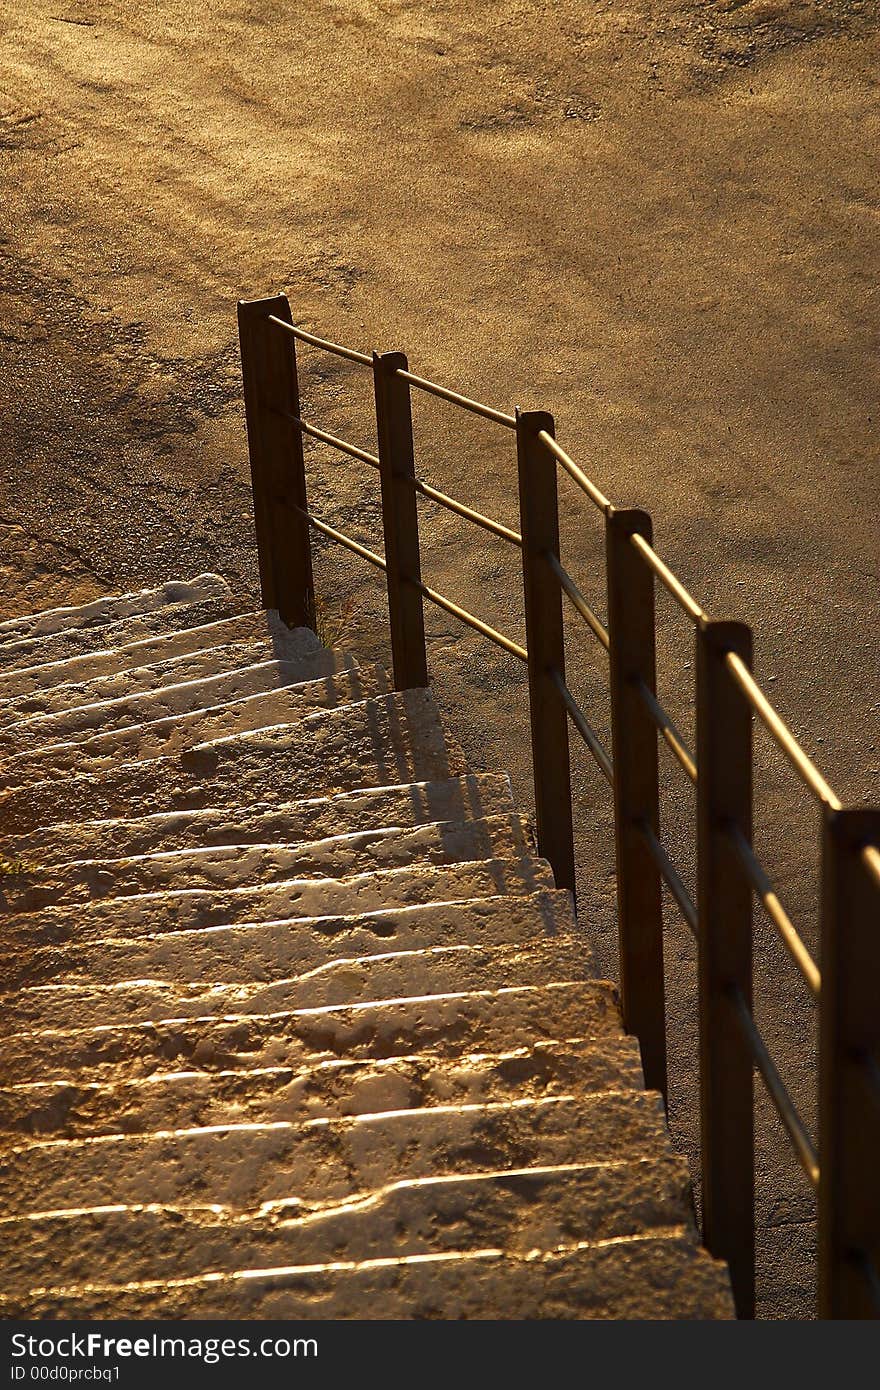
<box><xmin>0</xmin><ymin>1038</ymin><xmax>644</xmax><ymax>1141</ymax></box>
<box><xmin>0</xmin><ymin>690</ymin><xmax>463</xmax><ymax>834</ymax></box>
<box><xmin>7</xmin><ymin>814</ymin><xmax>538</xmax><ymax>912</ymax></box>
<box><xmin>2</xmin><ymin>980</ymin><xmax>622</xmax><ymax>1084</ymax></box>
<box><xmin>0</xmin><ymin>1158</ymin><xmax>695</xmax><ymax>1292</ymax></box>
<box><xmin>6</xmin><ymin>938</ymin><xmax>591</xmax><ymax>1032</ymax></box>
<box><xmin>0</xmin><ymin>593</ymin><xmax>244</xmax><ymax>675</ymax></box>
<box><xmin>0</xmin><ymin>1092</ymin><xmax>671</xmax><ymax>1215</ymax></box>
<box><xmin>5</xmin><ymin>1234</ymin><xmax>735</xmax><ymax>1319</ymax></box>
<box><xmin>10</xmin><ymin>889</ymin><xmax>577</xmax><ymax>993</ymax></box>
<box><xmin>5</xmin><ymin>773</ymin><xmax>516</xmax><ymax>867</ymax></box>
<box><xmin>0</xmin><ymin>575</ymin><xmax>232</xmax><ymax>643</ymax></box>
<box><xmin>1</xmin><ymin>666</ymin><xmax>392</xmax><ymax>774</ymax></box>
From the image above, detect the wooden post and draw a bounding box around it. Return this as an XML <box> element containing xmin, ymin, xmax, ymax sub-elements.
<box><xmin>696</xmin><ymin>618</ymin><xmax>755</xmax><ymax>1319</ymax></box>
<box><xmin>818</xmin><ymin>807</ymin><xmax>880</xmax><ymax>1318</ymax></box>
<box><xmin>237</xmin><ymin>294</ymin><xmax>315</xmax><ymax>629</ymax></box>
<box><xmin>516</xmin><ymin>409</ymin><xmax>576</xmax><ymax>898</ymax></box>
<box><xmin>606</xmin><ymin>506</ymin><xmax>667</xmax><ymax>1100</ymax></box>
<box><xmin>373</xmin><ymin>351</ymin><xmax>428</xmax><ymax>690</ymax></box>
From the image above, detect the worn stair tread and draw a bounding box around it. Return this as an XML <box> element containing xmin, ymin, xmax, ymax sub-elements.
<box><xmin>6</xmin><ymin>1233</ymin><xmax>734</xmax><ymax>1320</ymax></box>
<box><xmin>0</xmin><ymin>1092</ymin><xmax>672</xmax><ymax>1216</ymax></box>
<box><xmin>4</xmin><ymin>666</ymin><xmax>395</xmax><ymax>778</ymax></box>
<box><xmin>0</xmin><ymin>634</ymin><xmax>335</xmax><ymax>727</ymax></box>
<box><xmin>0</xmin><ymin>593</ymin><xmax>244</xmax><ymax>676</ymax></box>
<box><xmin>0</xmin><ymin>653</ymin><xmax>366</xmax><ymax>752</ymax></box>
<box><xmin>6</xmin><ymin>938</ymin><xmax>591</xmax><ymax>1033</ymax></box>
<box><xmin>1</xmin><ymin>856</ymin><xmax>557</xmax><ymax>953</ymax></box>
<box><xmin>0</xmin><ymin>1157</ymin><xmax>695</xmax><ymax>1292</ymax></box>
<box><xmin>0</xmin><ymin>690</ymin><xmax>465</xmax><ymax>835</ymax></box>
<box><xmin>4</xmin><ymin>774</ymin><xmax>516</xmax><ymax>868</ymax></box>
<box><xmin>12</xmin><ymin>892</ymin><xmax>580</xmax><ymax>993</ymax></box>
<box><xmin>6</xmin><ymin>815</ymin><xmax>539</xmax><ymax>911</ymax></box>
<box><xmin>0</xmin><ymin>1038</ymin><xmax>645</xmax><ymax>1141</ymax></box>
<box><xmin>3</xmin><ymin>980</ymin><xmax>624</xmax><ymax>1086</ymax></box>
<box><xmin>0</xmin><ymin>575</ymin><xmax>232</xmax><ymax>646</ymax></box>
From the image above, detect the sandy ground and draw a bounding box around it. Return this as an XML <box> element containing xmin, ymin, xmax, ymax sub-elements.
<box><xmin>1</xmin><ymin>0</ymin><xmax>878</xmax><ymax>1319</ymax></box>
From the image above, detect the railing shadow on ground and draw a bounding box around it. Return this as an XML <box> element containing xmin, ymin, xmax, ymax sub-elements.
<box><xmin>238</xmin><ymin>292</ymin><xmax>880</xmax><ymax>1320</ymax></box>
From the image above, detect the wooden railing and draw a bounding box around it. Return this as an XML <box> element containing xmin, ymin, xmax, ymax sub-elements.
<box><xmin>238</xmin><ymin>292</ymin><xmax>880</xmax><ymax>1320</ymax></box>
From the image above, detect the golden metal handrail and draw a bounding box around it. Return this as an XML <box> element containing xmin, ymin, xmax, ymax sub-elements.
<box><xmin>634</xmin><ymin>675</ymin><xmax>697</xmax><ymax>783</ymax></box>
<box><xmin>396</xmin><ymin>367</ymin><xmax>516</xmax><ymax>429</ymax></box>
<box><xmin>544</xmin><ymin>550</ymin><xmax>610</xmax><ymax>651</ymax></box>
<box><xmin>639</xmin><ymin>819</ymin><xmax>698</xmax><ymax>935</ymax></box>
<box><xmin>538</xmin><ymin>430</ymin><xmax>611</xmax><ymax>513</ymax></box>
<box><xmin>727</xmin><ymin>821</ymin><xmax>820</xmax><ymax>996</ymax></box>
<box><xmin>549</xmin><ymin>666</ymin><xmax>613</xmax><ymax>783</ymax></box>
<box><xmin>629</xmin><ymin>532</ymin><xmax>706</xmax><ymax>623</ymax></box>
<box><xmin>268</xmin><ymin>314</ymin><xmax>373</xmax><ymax>366</ymax></box>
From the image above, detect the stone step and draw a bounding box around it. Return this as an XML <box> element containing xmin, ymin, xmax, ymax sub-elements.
<box><xmin>0</xmin><ymin>653</ymin><xmax>364</xmax><ymax>751</ymax></box>
<box><xmin>0</xmin><ymin>857</ymin><xmax>556</xmax><ymax>953</ymax></box>
<box><xmin>0</xmin><ymin>1091</ymin><xmax>670</xmax><ymax>1217</ymax></box>
<box><xmin>2</xmin><ymin>980</ymin><xmax>622</xmax><ymax>1086</ymax></box>
<box><xmin>6</xmin><ymin>814</ymin><xmax>537</xmax><ymax>911</ymax></box>
<box><xmin>0</xmin><ymin>1156</ymin><xmax>693</xmax><ymax>1293</ymax></box>
<box><xmin>5</xmin><ymin>1233</ymin><xmax>734</xmax><ymax>1319</ymax></box>
<box><xmin>12</xmin><ymin>891</ymin><xmax>577</xmax><ymax>992</ymax></box>
<box><xmin>0</xmin><ymin>690</ymin><xmax>464</xmax><ymax>835</ymax></box>
<box><xmin>4</xmin><ymin>665</ymin><xmax>393</xmax><ymax>779</ymax></box>
<box><xmin>6</xmin><ymin>938</ymin><xmax>589</xmax><ymax>1033</ymax></box>
<box><xmin>1</xmin><ymin>1037</ymin><xmax>644</xmax><ymax>1141</ymax></box>
<box><xmin>0</xmin><ymin>593</ymin><xmax>242</xmax><ymax>676</ymax></box>
<box><xmin>4</xmin><ymin>773</ymin><xmax>515</xmax><ymax>868</ymax></box>
<box><xmin>0</xmin><ymin>633</ymin><xmax>333</xmax><ymax>726</ymax></box>
<box><xmin>0</xmin><ymin>574</ymin><xmax>232</xmax><ymax>646</ymax></box>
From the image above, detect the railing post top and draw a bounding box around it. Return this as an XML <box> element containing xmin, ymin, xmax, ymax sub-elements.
<box><xmin>699</xmin><ymin>617</ymin><xmax>752</xmax><ymax>660</ymax></box>
<box><xmin>373</xmin><ymin>349</ymin><xmax>408</xmax><ymax>373</ymax></box>
<box><xmin>515</xmin><ymin>407</ymin><xmax>555</xmax><ymax>436</ymax></box>
<box><xmin>606</xmin><ymin>506</ymin><xmax>652</xmax><ymax>541</ymax></box>
<box><xmin>237</xmin><ymin>293</ymin><xmax>292</xmax><ymax>324</ymax></box>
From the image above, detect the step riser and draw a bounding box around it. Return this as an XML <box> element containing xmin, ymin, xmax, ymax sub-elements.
<box><xmin>5</xmin><ymin>774</ymin><xmax>516</xmax><ymax>868</ymax></box>
<box><xmin>0</xmin><ymin>692</ymin><xmax>463</xmax><ymax>834</ymax></box>
<box><xmin>1</xmin><ymin>1040</ymin><xmax>644</xmax><ymax>1141</ymax></box>
<box><xmin>0</xmin><ymin>1159</ymin><xmax>692</xmax><ymax>1291</ymax></box>
<box><xmin>2</xmin><ymin>667</ymin><xmax>390</xmax><ymax>774</ymax></box>
<box><xmin>12</xmin><ymin>891</ymin><xmax>576</xmax><ymax>991</ymax></box>
<box><xmin>5</xmin><ymin>1237</ymin><xmax>734</xmax><ymax>1320</ymax></box>
<box><xmin>7</xmin><ymin>939</ymin><xmax>589</xmax><ymax>1032</ymax></box>
<box><xmin>6</xmin><ymin>815</ymin><xmax>537</xmax><ymax>911</ymax></box>
<box><xmin>0</xmin><ymin>575</ymin><xmax>232</xmax><ymax>646</ymax></box>
<box><xmin>3</xmin><ymin>982</ymin><xmax>622</xmax><ymax>1086</ymax></box>
<box><xmin>1</xmin><ymin>1093</ymin><xmax>668</xmax><ymax>1216</ymax></box>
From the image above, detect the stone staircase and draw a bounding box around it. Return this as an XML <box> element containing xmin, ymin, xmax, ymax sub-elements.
<box><xmin>0</xmin><ymin>574</ymin><xmax>733</xmax><ymax>1319</ymax></box>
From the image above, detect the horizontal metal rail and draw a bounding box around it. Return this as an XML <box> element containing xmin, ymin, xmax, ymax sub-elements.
<box><xmin>634</xmin><ymin>675</ymin><xmax>697</xmax><ymax>783</ymax></box>
<box><xmin>863</xmin><ymin>842</ymin><xmax>880</xmax><ymax>890</ymax></box>
<box><xmin>725</xmin><ymin>653</ymin><xmax>842</xmax><ymax>811</ymax></box>
<box><xmin>268</xmin><ymin>315</ymin><xmax>373</xmax><ymax>367</ymax></box>
<box><xmin>545</xmin><ymin>550</ymin><xmax>610</xmax><ymax>651</ymax></box>
<box><xmin>630</xmin><ymin>533</ymin><xmax>706</xmax><ymax>623</ymax></box>
<box><xmin>395</xmin><ymin>368</ymin><xmax>516</xmax><ymax>429</ymax></box>
<box><xmin>411</xmin><ymin>476</ymin><xmax>522</xmax><ymax>547</ymax></box>
<box><xmin>280</xmin><ymin>411</ymin><xmax>381</xmax><ymax>470</ymax></box>
<box><xmin>549</xmin><ymin>666</ymin><xmax>613</xmax><ymax>783</ymax></box>
<box><xmin>727</xmin><ymin>822</ymin><xmax>820</xmax><ymax>997</ymax></box>
<box><xmin>730</xmin><ymin>986</ymin><xmax>820</xmax><ymax>1190</ymax></box>
<box><xmin>638</xmin><ymin>819</ymin><xmax>698</xmax><ymax>935</ymax></box>
<box><xmin>538</xmin><ymin>431</ymin><xmax>611</xmax><ymax>514</ymax></box>
<box><xmin>293</xmin><ymin>504</ymin><xmax>387</xmax><ymax>573</ymax></box>
<box><xmin>404</xmin><ymin>575</ymin><xmax>528</xmax><ymax>662</ymax></box>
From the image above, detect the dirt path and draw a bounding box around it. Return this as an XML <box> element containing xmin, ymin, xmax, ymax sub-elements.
<box><xmin>1</xmin><ymin>0</ymin><xmax>878</xmax><ymax>1318</ymax></box>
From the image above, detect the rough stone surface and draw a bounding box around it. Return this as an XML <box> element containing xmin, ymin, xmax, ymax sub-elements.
<box><xmin>0</xmin><ymin>584</ymin><xmax>730</xmax><ymax>1318</ymax></box>
<box><xmin>5</xmin><ymin>773</ymin><xmax>516</xmax><ymax>867</ymax></box>
<box><xmin>0</xmin><ymin>575</ymin><xmax>231</xmax><ymax>644</ymax></box>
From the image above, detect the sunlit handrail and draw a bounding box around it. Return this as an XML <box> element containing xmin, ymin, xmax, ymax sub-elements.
<box><xmin>268</xmin><ymin>315</ymin><xmax>373</xmax><ymax>367</ymax></box>
<box><xmin>629</xmin><ymin>533</ymin><xmax>706</xmax><ymax>623</ymax></box>
<box><xmin>538</xmin><ymin>431</ymin><xmax>611</xmax><ymax>514</ymax></box>
<box><xmin>727</xmin><ymin>822</ymin><xmax>820</xmax><ymax>997</ymax></box>
<box><xmin>863</xmin><ymin>843</ymin><xmax>880</xmax><ymax>890</ymax></box>
<box><xmin>549</xmin><ymin>667</ymin><xmax>613</xmax><ymax>783</ymax></box>
<box><xmin>404</xmin><ymin>575</ymin><xmax>527</xmax><ymax>662</ymax></box>
<box><xmin>395</xmin><ymin>367</ymin><xmax>516</xmax><ymax>429</ymax></box>
<box><xmin>292</xmin><ymin>504</ymin><xmax>387</xmax><ymax>572</ymax></box>
<box><xmin>730</xmin><ymin>987</ymin><xmax>820</xmax><ymax>1190</ymax></box>
<box><xmin>411</xmin><ymin>476</ymin><xmax>522</xmax><ymax>547</ymax></box>
<box><xmin>638</xmin><ymin>819</ymin><xmax>698</xmax><ymax>935</ymax></box>
<box><xmin>544</xmin><ymin>550</ymin><xmax>610</xmax><ymax>651</ymax></box>
<box><xmin>634</xmin><ymin>676</ymin><xmax>697</xmax><ymax>783</ymax></box>
<box><xmin>725</xmin><ymin>653</ymin><xmax>842</xmax><ymax>810</ymax></box>
<box><xmin>280</xmin><ymin>411</ymin><xmax>381</xmax><ymax>470</ymax></box>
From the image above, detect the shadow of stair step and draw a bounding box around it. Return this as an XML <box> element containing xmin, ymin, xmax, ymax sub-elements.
<box><xmin>3</xmin><ymin>979</ymin><xmax>623</xmax><ymax>1085</ymax></box>
<box><xmin>0</xmin><ymin>690</ymin><xmax>464</xmax><ymax>834</ymax></box>
<box><xmin>0</xmin><ymin>1156</ymin><xmax>695</xmax><ymax>1294</ymax></box>
<box><xmin>5</xmin><ymin>773</ymin><xmax>516</xmax><ymax>867</ymax></box>
<box><xmin>1</xmin><ymin>1091</ymin><xmax>672</xmax><ymax>1216</ymax></box>
<box><xmin>7</xmin><ymin>814</ymin><xmax>538</xmax><ymax>911</ymax></box>
<box><xmin>0</xmin><ymin>1036</ymin><xmax>645</xmax><ymax>1141</ymax></box>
